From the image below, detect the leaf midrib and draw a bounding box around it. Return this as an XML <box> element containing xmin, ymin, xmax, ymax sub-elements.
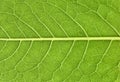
<box><xmin>0</xmin><ymin>37</ymin><xmax>120</xmax><ymax>41</ymax></box>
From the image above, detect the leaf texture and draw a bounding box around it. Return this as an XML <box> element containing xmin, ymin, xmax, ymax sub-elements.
<box><xmin>0</xmin><ymin>0</ymin><xmax>120</xmax><ymax>82</ymax></box>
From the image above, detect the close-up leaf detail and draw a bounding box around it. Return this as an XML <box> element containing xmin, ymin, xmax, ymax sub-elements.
<box><xmin>0</xmin><ymin>0</ymin><xmax>120</xmax><ymax>82</ymax></box>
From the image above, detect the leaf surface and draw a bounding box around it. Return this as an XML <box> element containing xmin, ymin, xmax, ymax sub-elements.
<box><xmin>0</xmin><ymin>0</ymin><xmax>120</xmax><ymax>82</ymax></box>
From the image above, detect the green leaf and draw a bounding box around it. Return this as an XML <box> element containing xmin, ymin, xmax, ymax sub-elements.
<box><xmin>0</xmin><ymin>0</ymin><xmax>120</xmax><ymax>82</ymax></box>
